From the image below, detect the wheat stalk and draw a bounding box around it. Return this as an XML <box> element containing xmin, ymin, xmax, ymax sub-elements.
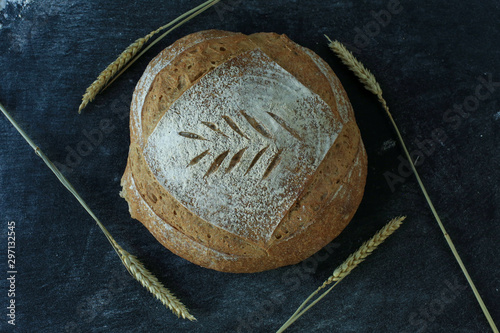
<box><xmin>0</xmin><ymin>101</ymin><xmax>195</xmax><ymax>320</ymax></box>
<box><xmin>110</xmin><ymin>238</ymin><xmax>195</xmax><ymax>320</ymax></box>
<box><xmin>325</xmin><ymin>36</ymin><xmax>498</xmax><ymax>333</ymax></box>
<box><xmin>321</xmin><ymin>216</ymin><xmax>405</xmax><ymax>287</ymax></box>
<box><xmin>78</xmin><ymin>0</ymin><xmax>220</xmax><ymax>113</ymax></box>
<box><xmin>277</xmin><ymin>216</ymin><xmax>405</xmax><ymax>333</ymax></box>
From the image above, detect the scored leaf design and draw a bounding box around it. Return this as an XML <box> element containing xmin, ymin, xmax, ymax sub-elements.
<box><xmin>144</xmin><ymin>48</ymin><xmax>342</xmax><ymax>244</ymax></box>
<box><xmin>179</xmin><ymin>111</ymin><xmax>303</xmax><ymax>179</ymax></box>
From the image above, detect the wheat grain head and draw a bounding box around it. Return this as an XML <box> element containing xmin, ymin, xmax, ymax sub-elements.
<box><xmin>325</xmin><ymin>37</ymin><xmax>498</xmax><ymax>333</ymax></box>
<box><xmin>325</xmin><ymin>35</ymin><xmax>383</xmax><ymax>98</ymax></box>
<box><xmin>276</xmin><ymin>216</ymin><xmax>406</xmax><ymax>333</ymax></box>
<box><xmin>111</xmin><ymin>239</ymin><xmax>196</xmax><ymax>321</ymax></box>
<box><xmin>0</xmin><ymin>101</ymin><xmax>196</xmax><ymax>320</ymax></box>
<box><xmin>320</xmin><ymin>216</ymin><xmax>406</xmax><ymax>289</ymax></box>
<box><xmin>78</xmin><ymin>34</ymin><xmax>154</xmax><ymax>113</ymax></box>
<box><xmin>78</xmin><ymin>0</ymin><xmax>219</xmax><ymax>113</ymax></box>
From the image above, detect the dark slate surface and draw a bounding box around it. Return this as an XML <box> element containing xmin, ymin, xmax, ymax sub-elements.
<box><xmin>0</xmin><ymin>1</ymin><xmax>499</xmax><ymax>332</ymax></box>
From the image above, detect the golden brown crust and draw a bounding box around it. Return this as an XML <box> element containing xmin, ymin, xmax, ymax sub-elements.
<box><xmin>121</xmin><ymin>30</ymin><xmax>367</xmax><ymax>273</ymax></box>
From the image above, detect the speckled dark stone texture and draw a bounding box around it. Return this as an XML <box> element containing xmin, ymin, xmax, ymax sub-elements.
<box><xmin>0</xmin><ymin>1</ymin><xmax>498</xmax><ymax>332</ymax></box>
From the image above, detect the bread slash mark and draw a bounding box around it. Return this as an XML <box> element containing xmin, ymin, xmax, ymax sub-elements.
<box><xmin>239</xmin><ymin>110</ymin><xmax>272</xmax><ymax>139</ymax></box>
<box><xmin>188</xmin><ymin>149</ymin><xmax>210</xmax><ymax>167</ymax></box>
<box><xmin>262</xmin><ymin>149</ymin><xmax>284</xmax><ymax>179</ymax></box>
<box><xmin>266</xmin><ymin>112</ymin><xmax>303</xmax><ymax>141</ymax></box>
<box><xmin>178</xmin><ymin>132</ymin><xmax>206</xmax><ymax>140</ymax></box>
<box><xmin>226</xmin><ymin>147</ymin><xmax>248</xmax><ymax>174</ymax></box>
<box><xmin>201</xmin><ymin>121</ymin><xmax>228</xmax><ymax>138</ymax></box>
<box><xmin>222</xmin><ymin>115</ymin><xmax>249</xmax><ymax>139</ymax></box>
<box><xmin>204</xmin><ymin>150</ymin><xmax>230</xmax><ymax>178</ymax></box>
<box><xmin>245</xmin><ymin>146</ymin><xmax>269</xmax><ymax>176</ymax></box>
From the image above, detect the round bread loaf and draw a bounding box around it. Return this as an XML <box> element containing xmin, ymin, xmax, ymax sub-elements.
<box><xmin>120</xmin><ymin>30</ymin><xmax>367</xmax><ymax>273</ymax></box>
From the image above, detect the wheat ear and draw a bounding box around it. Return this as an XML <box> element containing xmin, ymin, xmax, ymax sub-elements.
<box><xmin>110</xmin><ymin>238</ymin><xmax>195</xmax><ymax>320</ymax></box>
<box><xmin>78</xmin><ymin>0</ymin><xmax>220</xmax><ymax>113</ymax></box>
<box><xmin>326</xmin><ymin>36</ymin><xmax>498</xmax><ymax>333</ymax></box>
<box><xmin>277</xmin><ymin>216</ymin><xmax>405</xmax><ymax>333</ymax></box>
<box><xmin>0</xmin><ymin>101</ymin><xmax>195</xmax><ymax>320</ymax></box>
<box><xmin>321</xmin><ymin>216</ymin><xmax>405</xmax><ymax>287</ymax></box>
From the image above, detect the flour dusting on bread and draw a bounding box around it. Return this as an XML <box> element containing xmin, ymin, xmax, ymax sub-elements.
<box><xmin>144</xmin><ymin>49</ymin><xmax>342</xmax><ymax>243</ymax></box>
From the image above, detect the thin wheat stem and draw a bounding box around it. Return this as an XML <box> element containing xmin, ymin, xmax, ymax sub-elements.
<box><xmin>0</xmin><ymin>101</ymin><xmax>195</xmax><ymax>320</ymax></box>
<box><xmin>287</xmin><ymin>281</ymin><xmax>339</xmax><ymax>324</ymax></box>
<box><xmin>78</xmin><ymin>0</ymin><xmax>220</xmax><ymax>113</ymax></box>
<box><xmin>326</xmin><ymin>36</ymin><xmax>498</xmax><ymax>333</ymax></box>
<box><xmin>277</xmin><ymin>216</ymin><xmax>405</xmax><ymax>333</ymax></box>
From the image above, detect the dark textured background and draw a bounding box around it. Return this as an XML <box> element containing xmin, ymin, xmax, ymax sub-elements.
<box><xmin>0</xmin><ymin>1</ymin><xmax>499</xmax><ymax>332</ymax></box>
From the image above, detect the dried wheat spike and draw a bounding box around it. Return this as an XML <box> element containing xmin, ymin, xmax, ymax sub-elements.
<box><xmin>78</xmin><ymin>32</ymin><xmax>156</xmax><ymax>113</ymax></box>
<box><xmin>111</xmin><ymin>239</ymin><xmax>196</xmax><ymax>321</ymax></box>
<box><xmin>276</xmin><ymin>216</ymin><xmax>406</xmax><ymax>333</ymax></box>
<box><xmin>0</xmin><ymin>102</ymin><xmax>196</xmax><ymax>320</ymax></box>
<box><xmin>325</xmin><ymin>35</ymin><xmax>383</xmax><ymax>98</ymax></box>
<box><xmin>78</xmin><ymin>0</ymin><xmax>220</xmax><ymax>113</ymax></box>
<box><xmin>320</xmin><ymin>216</ymin><xmax>405</xmax><ymax>290</ymax></box>
<box><xmin>326</xmin><ymin>37</ymin><xmax>498</xmax><ymax>333</ymax></box>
